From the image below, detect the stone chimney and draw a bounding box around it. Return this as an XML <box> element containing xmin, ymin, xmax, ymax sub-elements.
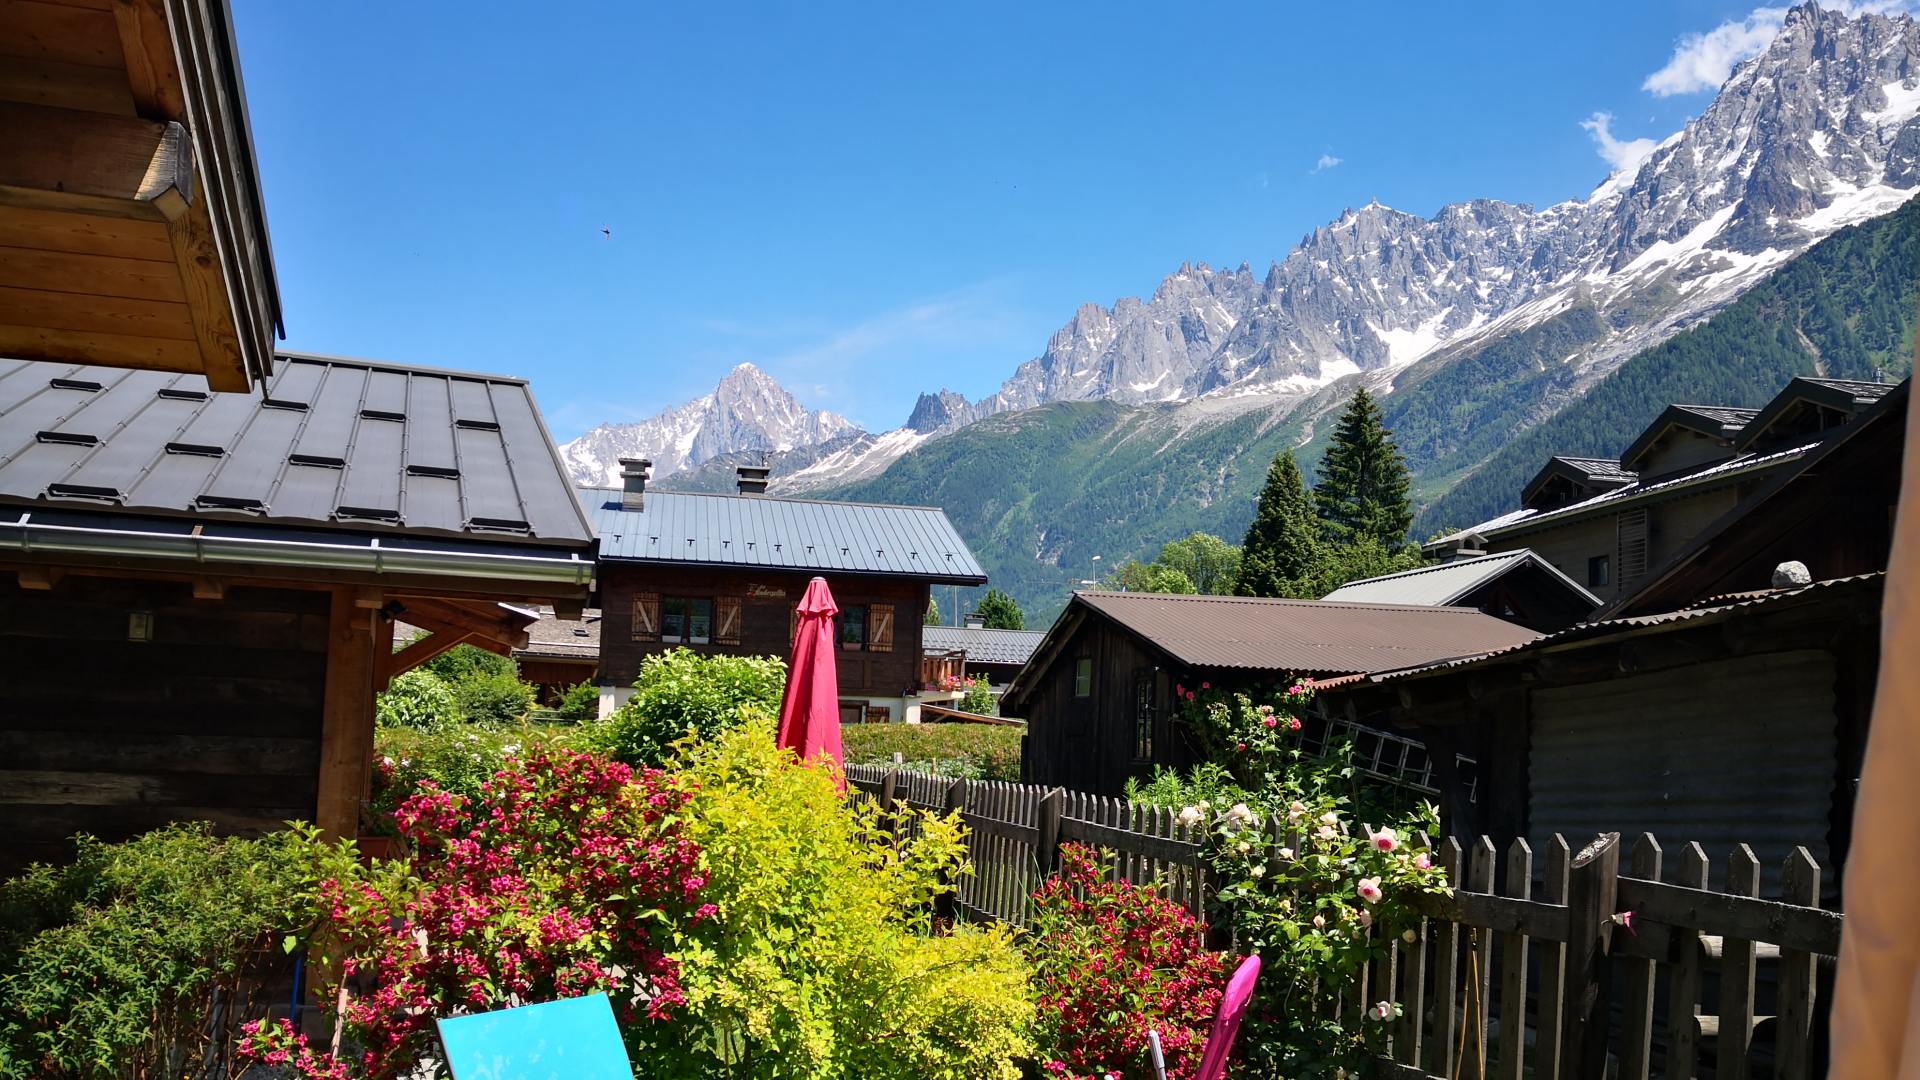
<box><xmin>1435</xmin><ymin>531</ymin><xmax>1488</xmax><ymax>564</ymax></box>
<box><xmin>963</xmin><ymin>612</ymin><xmax>985</xmax><ymax>629</ymax></box>
<box><xmin>735</xmin><ymin>463</ymin><xmax>771</xmax><ymax>495</ymax></box>
<box><xmin>619</xmin><ymin>458</ymin><xmax>651</xmax><ymax>510</ymax></box>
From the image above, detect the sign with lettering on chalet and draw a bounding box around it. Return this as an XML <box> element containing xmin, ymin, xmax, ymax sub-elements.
<box><xmin>746</xmin><ymin>583</ymin><xmax>788</xmax><ymax>599</ymax></box>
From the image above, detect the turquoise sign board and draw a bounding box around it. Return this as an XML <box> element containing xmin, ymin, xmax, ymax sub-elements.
<box><xmin>437</xmin><ymin>993</ymin><xmax>632</xmax><ymax>1080</ymax></box>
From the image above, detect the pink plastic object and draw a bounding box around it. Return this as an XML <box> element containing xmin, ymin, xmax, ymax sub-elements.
<box><xmin>1194</xmin><ymin>953</ymin><xmax>1262</xmax><ymax>1080</ymax></box>
<box><xmin>775</xmin><ymin>576</ymin><xmax>845</xmax><ymax>783</ymax></box>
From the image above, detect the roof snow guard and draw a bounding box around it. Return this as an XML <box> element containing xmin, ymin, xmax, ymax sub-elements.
<box><xmin>585</xmin><ymin>487</ymin><xmax>986</xmax><ymax>584</ymax></box>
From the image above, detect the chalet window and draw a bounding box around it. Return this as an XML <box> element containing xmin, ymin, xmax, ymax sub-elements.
<box><xmin>662</xmin><ymin>597</ymin><xmax>713</xmax><ymax>644</ymax></box>
<box><xmin>714</xmin><ymin>596</ymin><xmax>743</xmax><ymax>646</ymax></box>
<box><xmin>1132</xmin><ymin>668</ymin><xmax>1156</xmax><ymax>761</ymax></box>
<box><xmin>864</xmin><ymin>704</ymin><xmax>892</xmax><ymax>724</ymax></box>
<box><xmin>839</xmin><ymin>605</ymin><xmax>868</xmax><ymax>650</ymax></box>
<box><xmin>1587</xmin><ymin>555</ymin><xmax>1611</xmax><ymax>588</ymax></box>
<box><xmin>867</xmin><ymin>604</ymin><xmax>894</xmax><ymax>653</ymax></box>
<box><xmin>631</xmin><ymin>592</ymin><xmax>661</xmax><ymax>642</ymax></box>
<box><xmin>1073</xmin><ymin>657</ymin><xmax>1093</xmax><ymax>698</ymax></box>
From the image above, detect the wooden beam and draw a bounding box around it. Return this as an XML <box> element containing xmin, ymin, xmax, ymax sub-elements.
<box><xmin>315</xmin><ymin>590</ymin><xmax>376</xmax><ymax>842</ymax></box>
<box><xmin>0</xmin><ymin>101</ymin><xmax>192</xmax><ymax>220</ymax></box>
<box><xmin>378</xmin><ymin>628</ymin><xmax>475</xmax><ymax>690</ymax></box>
<box><xmin>0</xmin><ymin>244</ymin><xmax>187</xmax><ymax>301</ymax></box>
<box><xmin>0</xmin><ymin>321</ymin><xmax>200</xmax><ymax>370</ymax></box>
<box><xmin>189</xmin><ymin>575</ymin><xmax>222</xmax><ymax>600</ymax></box>
<box><xmin>0</xmin><ymin>203</ymin><xmax>173</xmax><ymax>259</ymax></box>
<box><xmin>0</xmin><ymin>283</ymin><xmax>192</xmax><ymax>339</ymax></box>
<box><xmin>15</xmin><ymin>565</ymin><xmax>57</xmax><ymax>589</ymax></box>
<box><xmin>109</xmin><ymin>0</ymin><xmax>184</xmax><ymax>119</ymax></box>
<box><xmin>399</xmin><ymin>597</ymin><xmax>533</xmax><ymax>650</ymax></box>
<box><xmin>0</xmin><ymin>0</ymin><xmax>123</xmax><ymax>69</ymax></box>
<box><xmin>0</xmin><ymin>55</ymin><xmax>137</xmax><ymax>114</ymax></box>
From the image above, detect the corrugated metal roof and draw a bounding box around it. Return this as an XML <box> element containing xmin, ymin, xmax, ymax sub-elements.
<box><xmin>585</xmin><ymin>488</ymin><xmax>986</xmax><ymax>583</ymax></box>
<box><xmin>1556</xmin><ymin>456</ymin><xmax>1637</xmax><ymax>483</ymax></box>
<box><xmin>1320</xmin><ymin>549</ymin><xmax>1602</xmax><ymax>608</ymax></box>
<box><xmin>1072</xmin><ymin>590</ymin><xmax>1540</xmax><ymax>675</ymax></box>
<box><xmin>1365</xmin><ymin>573</ymin><xmax>1884</xmax><ymax>684</ymax></box>
<box><xmin>1803</xmin><ymin>377</ymin><xmax>1897</xmax><ymax>402</ymax></box>
<box><xmin>922</xmin><ymin>625</ymin><xmax>1047</xmax><ymax>664</ymax></box>
<box><xmin>0</xmin><ymin>352</ymin><xmax>593</xmax><ymax>547</ymax></box>
<box><xmin>515</xmin><ymin>607</ymin><xmax>602</xmax><ymax>661</ymax></box>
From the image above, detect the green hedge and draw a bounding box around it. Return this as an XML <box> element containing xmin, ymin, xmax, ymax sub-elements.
<box><xmin>841</xmin><ymin>723</ymin><xmax>1024</xmax><ymax>781</ymax></box>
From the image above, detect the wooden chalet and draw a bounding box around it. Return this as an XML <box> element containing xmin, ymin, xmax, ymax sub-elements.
<box><xmin>2</xmin><ymin>0</ymin><xmax>280</xmax><ymax>391</ymax></box>
<box><xmin>921</xmin><ymin>620</ymin><xmax>1046</xmax><ymax>698</ymax></box>
<box><xmin>0</xmin><ymin>352</ymin><xmax>595</xmax><ymax>873</ymax></box>
<box><xmin>1002</xmin><ymin>591</ymin><xmax>1538</xmax><ymax>795</ymax></box>
<box><xmin>585</xmin><ymin>460</ymin><xmax>987</xmax><ymax>724</ymax></box>
<box><xmin>1427</xmin><ymin>377</ymin><xmax>1898</xmax><ymax>604</ymax></box>
<box><xmin>512</xmin><ymin>606</ymin><xmax>602</xmax><ymax>704</ymax></box>
<box><xmin>1329</xmin><ymin>380</ymin><xmax>1909</xmax><ymax>896</ymax></box>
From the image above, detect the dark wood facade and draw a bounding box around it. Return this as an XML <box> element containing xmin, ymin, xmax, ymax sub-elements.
<box><xmin>596</xmin><ymin>564</ymin><xmax>932</xmax><ymax>721</ymax></box>
<box><xmin>0</xmin><ymin>574</ymin><xmax>327</xmax><ymax>875</ymax></box>
<box><xmin>1009</xmin><ymin>610</ymin><xmax>1193</xmax><ymax>795</ymax></box>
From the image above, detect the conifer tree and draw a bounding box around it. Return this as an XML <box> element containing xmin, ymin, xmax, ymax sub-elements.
<box><xmin>1313</xmin><ymin>388</ymin><xmax>1414</xmax><ymax>549</ymax></box>
<box><xmin>975</xmin><ymin>588</ymin><xmax>1025</xmax><ymax>630</ymax></box>
<box><xmin>1235</xmin><ymin>450</ymin><xmax>1322</xmax><ymax>597</ymax></box>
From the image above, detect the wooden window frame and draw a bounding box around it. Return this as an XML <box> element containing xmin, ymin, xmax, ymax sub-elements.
<box><xmin>661</xmin><ymin>596</ymin><xmax>714</xmax><ymax>645</ymax></box>
<box><xmin>1073</xmin><ymin>656</ymin><xmax>1093</xmax><ymax>698</ymax></box>
<box><xmin>1131</xmin><ymin>667</ymin><xmax>1156</xmax><ymax>762</ymax></box>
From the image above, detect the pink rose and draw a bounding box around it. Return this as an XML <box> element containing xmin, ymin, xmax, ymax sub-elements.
<box><xmin>1289</xmin><ymin>717</ymin><xmax>1302</xmax><ymax>731</ymax></box>
<box><xmin>1263</xmin><ymin>716</ymin><xmax>1278</xmax><ymax>728</ymax></box>
<box><xmin>1368</xmin><ymin>827</ymin><xmax>1399</xmax><ymax>853</ymax></box>
<box><xmin>1357</xmin><ymin>876</ymin><xmax>1383</xmax><ymax>904</ymax></box>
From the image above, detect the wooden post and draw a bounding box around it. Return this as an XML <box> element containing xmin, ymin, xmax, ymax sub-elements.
<box><xmin>1535</xmin><ymin>835</ymin><xmax>1571</xmax><ymax>1080</ymax></box>
<box><xmin>1664</xmin><ymin>842</ymin><xmax>1710</xmax><ymax>1080</ymax></box>
<box><xmin>1560</xmin><ymin>831</ymin><xmax>1620</xmax><ymax>1080</ymax></box>
<box><xmin>879</xmin><ymin>769</ymin><xmax>900</xmax><ymax>846</ymax></box>
<box><xmin>315</xmin><ymin>589</ymin><xmax>377</xmax><ymax>842</ymax></box>
<box><xmin>1429</xmin><ymin>836</ymin><xmax>1464</xmax><ymax>1078</ymax></box>
<box><xmin>934</xmin><ymin>778</ymin><xmax>969</xmax><ymax>924</ymax></box>
<box><xmin>1037</xmin><ymin>786</ymin><xmax>1065</xmax><ymax>874</ymax></box>
<box><xmin>1717</xmin><ymin>846</ymin><xmax>1762</xmax><ymax>1080</ymax></box>
<box><xmin>1620</xmin><ymin>834</ymin><xmax>1663</xmax><ymax>1080</ymax></box>
<box><xmin>1498</xmin><ymin>838</ymin><xmax>1533</xmax><ymax>1080</ymax></box>
<box><xmin>1774</xmin><ymin>848</ymin><xmax>1820</xmax><ymax>1080</ymax></box>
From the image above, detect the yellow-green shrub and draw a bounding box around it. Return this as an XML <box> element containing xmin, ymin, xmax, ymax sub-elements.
<box><xmin>653</xmin><ymin>713</ymin><xmax>1034</xmax><ymax>1079</ymax></box>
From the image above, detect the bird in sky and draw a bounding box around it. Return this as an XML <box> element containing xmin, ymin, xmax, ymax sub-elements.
<box><xmin>601</xmin><ymin>225</ymin><xmax>611</xmax><ymax>239</ymax></box>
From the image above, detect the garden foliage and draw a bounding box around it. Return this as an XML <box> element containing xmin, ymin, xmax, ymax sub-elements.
<box><xmin>373</xmin><ymin>668</ymin><xmax>459</xmax><ymax>731</ymax></box>
<box><xmin>1025</xmin><ymin>844</ymin><xmax>1228</xmax><ymax>1080</ymax></box>
<box><xmin>583</xmin><ymin>647</ymin><xmax>786</xmax><ymax>767</ymax></box>
<box><xmin>839</xmin><ymin>722</ymin><xmax>1023</xmax><ymax>781</ymax></box>
<box><xmin>659</xmin><ymin>714</ymin><xmax>1033</xmax><ymax>1078</ymax></box>
<box><xmin>0</xmin><ymin>825</ymin><xmax>314</xmax><ymax>1080</ymax></box>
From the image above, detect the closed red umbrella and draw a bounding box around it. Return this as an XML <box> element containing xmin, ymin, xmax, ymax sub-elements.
<box><xmin>776</xmin><ymin>576</ymin><xmax>845</xmax><ymax>779</ymax></box>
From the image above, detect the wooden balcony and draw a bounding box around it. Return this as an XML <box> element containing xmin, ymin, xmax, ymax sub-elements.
<box><xmin>920</xmin><ymin>649</ymin><xmax>966</xmax><ymax>693</ymax></box>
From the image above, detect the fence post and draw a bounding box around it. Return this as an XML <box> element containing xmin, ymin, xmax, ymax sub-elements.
<box><xmin>1037</xmin><ymin>787</ymin><xmax>1065</xmax><ymax>874</ymax></box>
<box><xmin>879</xmin><ymin>770</ymin><xmax>900</xmax><ymax>846</ymax></box>
<box><xmin>1560</xmin><ymin>831</ymin><xmax>1620</xmax><ymax>1080</ymax></box>
<box><xmin>934</xmin><ymin>778</ymin><xmax>969</xmax><ymax>924</ymax></box>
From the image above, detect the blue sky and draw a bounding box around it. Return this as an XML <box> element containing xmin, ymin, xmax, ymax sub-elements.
<box><xmin>232</xmin><ymin>3</ymin><xmax>1807</xmax><ymax>440</ymax></box>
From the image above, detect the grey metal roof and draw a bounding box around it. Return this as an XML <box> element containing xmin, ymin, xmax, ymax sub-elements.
<box><xmin>1672</xmin><ymin>404</ymin><xmax>1760</xmax><ymax>429</ymax></box>
<box><xmin>1069</xmin><ymin>590</ymin><xmax>1540</xmax><ymax>675</ymax></box>
<box><xmin>922</xmin><ymin>625</ymin><xmax>1047</xmax><ymax>665</ymax></box>
<box><xmin>1321</xmin><ymin>549</ymin><xmax>1601</xmax><ymax>608</ymax></box>
<box><xmin>0</xmin><ymin>352</ymin><xmax>594</xmax><ymax>548</ymax></box>
<box><xmin>1555</xmin><ymin>456</ymin><xmax>1637</xmax><ymax>484</ymax></box>
<box><xmin>585</xmin><ymin>488</ymin><xmax>987</xmax><ymax>583</ymax></box>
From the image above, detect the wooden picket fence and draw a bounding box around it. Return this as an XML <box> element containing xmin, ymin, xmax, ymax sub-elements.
<box><xmin>845</xmin><ymin>765</ymin><xmax>1844</xmax><ymax>1080</ymax></box>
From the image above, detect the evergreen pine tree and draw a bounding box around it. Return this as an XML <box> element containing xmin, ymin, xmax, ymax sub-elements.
<box><xmin>1313</xmin><ymin>388</ymin><xmax>1414</xmax><ymax>549</ymax></box>
<box><xmin>975</xmin><ymin>588</ymin><xmax>1025</xmax><ymax>630</ymax></box>
<box><xmin>924</xmin><ymin>595</ymin><xmax>941</xmax><ymax>626</ymax></box>
<box><xmin>1235</xmin><ymin>450</ymin><xmax>1322</xmax><ymax>597</ymax></box>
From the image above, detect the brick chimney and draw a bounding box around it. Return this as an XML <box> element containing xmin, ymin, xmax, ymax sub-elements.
<box><xmin>619</xmin><ymin>458</ymin><xmax>651</xmax><ymax>510</ymax></box>
<box><xmin>735</xmin><ymin>463</ymin><xmax>771</xmax><ymax>495</ymax></box>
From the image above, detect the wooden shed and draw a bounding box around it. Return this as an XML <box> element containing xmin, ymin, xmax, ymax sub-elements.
<box><xmin>1003</xmin><ymin>591</ymin><xmax>1538</xmax><ymax>795</ymax></box>
<box><xmin>0</xmin><ymin>352</ymin><xmax>594</xmax><ymax>873</ymax></box>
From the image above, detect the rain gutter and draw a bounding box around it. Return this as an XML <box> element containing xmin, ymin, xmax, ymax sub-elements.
<box><xmin>0</xmin><ymin>510</ymin><xmax>593</xmax><ymax>586</ymax></box>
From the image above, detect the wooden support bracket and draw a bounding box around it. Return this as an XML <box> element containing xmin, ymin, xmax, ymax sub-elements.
<box><xmin>0</xmin><ymin>101</ymin><xmax>193</xmax><ymax>220</ymax></box>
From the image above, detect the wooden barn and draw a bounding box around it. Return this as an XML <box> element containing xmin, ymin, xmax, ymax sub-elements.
<box><xmin>0</xmin><ymin>352</ymin><xmax>595</xmax><ymax>873</ymax></box>
<box><xmin>586</xmin><ymin>460</ymin><xmax>986</xmax><ymax>724</ymax></box>
<box><xmin>1002</xmin><ymin>591</ymin><xmax>1538</xmax><ymax>795</ymax></box>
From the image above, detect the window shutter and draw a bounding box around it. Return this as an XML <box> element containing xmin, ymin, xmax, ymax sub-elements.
<box><xmin>867</xmin><ymin>604</ymin><xmax>894</xmax><ymax>652</ymax></box>
<box><xmin>1617</xmin><ymin>508</ymin><xmax>1650</xmax><ymax>585</ymax></box>
<box><xmin>789</xmin><ymin>607</ymin><xmax>799</xmax><ymax>646</ymax></box>
<box><xmin>631</xmin><ymin>592</ymin><xmax>660</xmax><ymax>642</ymax></box>
<box><xmin>714</xmin><ymin>596</ymin><xmax>743</xmax><ymax>645</ymax></box>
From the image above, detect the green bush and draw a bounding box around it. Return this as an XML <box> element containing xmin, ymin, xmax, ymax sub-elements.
<box><xmin>0</xmin><ymin>824</ymin><xmax>316</xmax><ymax>1080</ymax></box>
<box><xmin>369</xmin><ymin>724</ymin><xmax>581</xmax><ymax>834</ymax></box>
<box><xmin>555</xmin><ymin>680</ymin><xmax>600</xmax><ymax>724</ymax></box>
<box><xmin>374</xmin><ymin>668</ymin><xmax>460</xmax><ymax>731</ymax></box>
<box><xmin>451</xmin><ymin>668</ymin><xmax>537</xmax><ymax>727</ymax></box>
<box><xmin>658</xmin><ymin>714</ymin><xmax>1034</xmax><ymax>1078</ymax></box>
<box><xmin>841</xmin><ymin>722</ymin><xmax>1025</xmax><ymax>781</ymax></box>
<box><xmin>958</xmin><ymin>676</ymin><xmax>997</xmax><ymax>715</ymax></box>
<box><xmin>581</xmin><ymin>648</ymin><xmax>786</xmax><ymax>767</ymax></box>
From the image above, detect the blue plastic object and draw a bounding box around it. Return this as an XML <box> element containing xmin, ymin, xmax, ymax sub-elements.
<box><xmin>436</xmin><ymin>993</ymin><xmax>632</xmax><ymax>1080</ymax></box>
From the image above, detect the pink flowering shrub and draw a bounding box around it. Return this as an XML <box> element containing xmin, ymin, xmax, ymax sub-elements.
<box><xmin>1025</xmin><ymin>844</ymin><xmax>1229</xmax><ymax>1080</ymax></box>
<box><xmin>238</xmin><ymin>748</ymin><xmax>707</xmax><ymax>1078</ymax></box>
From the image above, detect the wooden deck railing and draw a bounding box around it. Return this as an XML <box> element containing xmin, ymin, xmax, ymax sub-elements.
<box><xmin>918</xmin><ymin>650</ymin><xmax>966</xmax><ymax>692</ymax></box>
<box><xmin>845</xmin><ymin>765</ymin><xmax>1843</xmax><ymax>1080</ymax></box>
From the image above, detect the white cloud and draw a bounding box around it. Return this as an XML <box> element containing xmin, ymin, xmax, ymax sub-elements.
<box><xmin>1581</xmin><ymin>111</ymin><xmax>1658</xmax><ymax>173</ymax></box>
<box><xmin>1312</xmin><ymin>153</ymin><xmax>1343</xmax><ymax>173</ymax></box>
<box><xmin>1642</xmin><ymin>6</ymin><xmax>1788</xmax><ymax>96</ymax></box>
